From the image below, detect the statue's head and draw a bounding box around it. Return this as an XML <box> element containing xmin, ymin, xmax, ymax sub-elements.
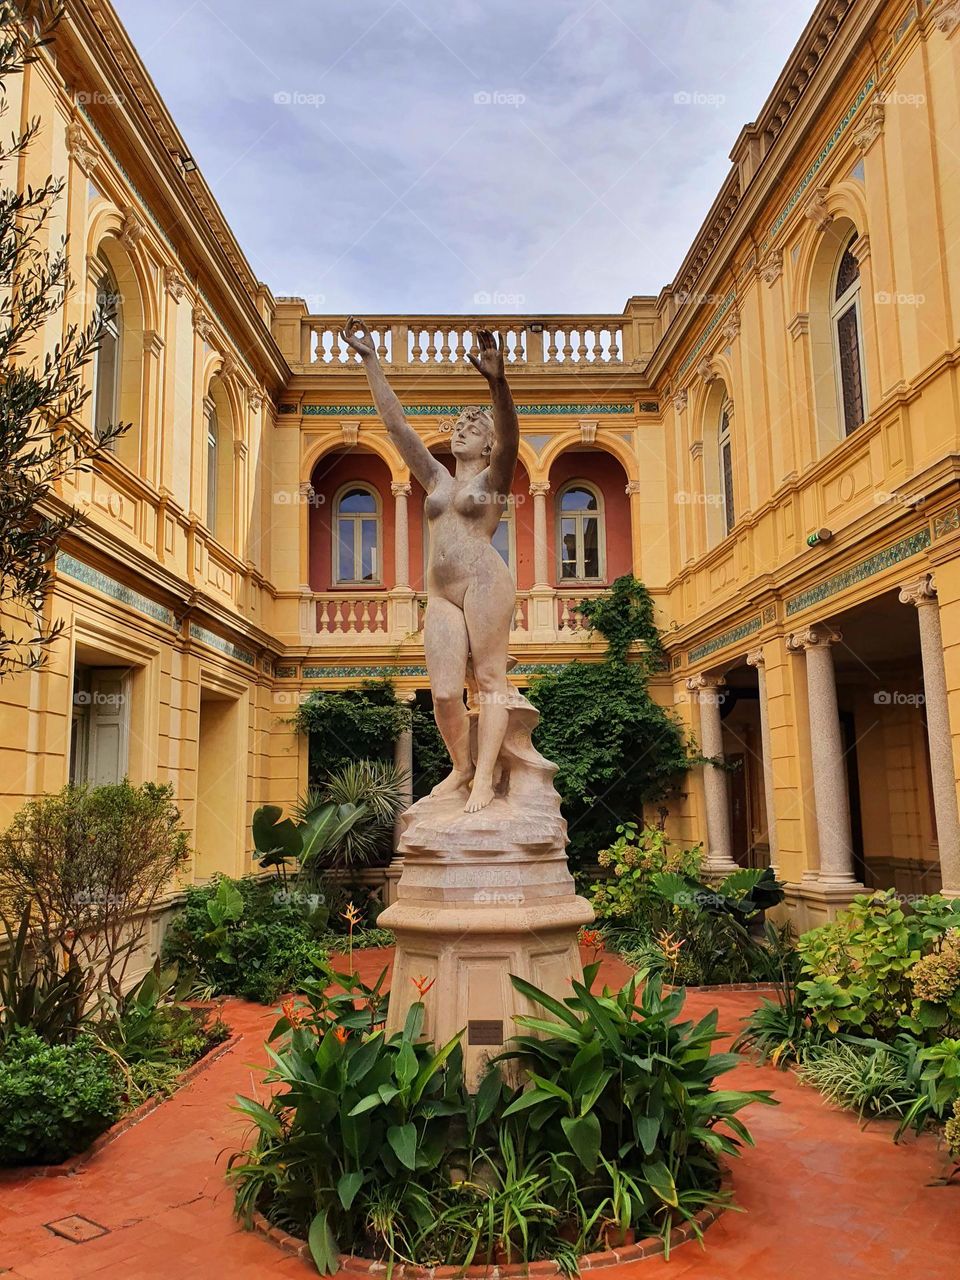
<box><xmin>451</xmin><ymin>406</ymin><xmax>494</xmax><ymax>461</ymax></box>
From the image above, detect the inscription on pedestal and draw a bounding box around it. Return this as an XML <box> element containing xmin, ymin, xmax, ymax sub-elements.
<box><xmin>468</xmin><ymin>1019</ymin><xmax>504</xmax><ymax>1046</ymax></box>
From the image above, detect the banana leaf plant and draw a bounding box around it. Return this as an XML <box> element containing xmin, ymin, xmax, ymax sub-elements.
<box><xmin>251</xmin><ymin>798</ymin><xmax>367</xmax><ymax>884</ymax></box>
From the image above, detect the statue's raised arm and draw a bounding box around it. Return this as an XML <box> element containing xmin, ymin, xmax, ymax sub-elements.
<box><xmin>341</xmin><ymin>317</ymin><xmax>446</xmax><ymax>492</ymax></box>
<box><xmin>467</xmin><ymin>330</ymin><xmax>519</xmax><ymax>497</ymax></box>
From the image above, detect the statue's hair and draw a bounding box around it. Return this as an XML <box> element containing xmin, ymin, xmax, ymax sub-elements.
<box><xmin>456</xmin><ymin>405</ymin><xmax>494</xmax><ymax>450</ymax></box>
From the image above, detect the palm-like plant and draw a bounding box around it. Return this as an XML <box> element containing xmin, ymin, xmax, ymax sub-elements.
<box><xmin>304</xmin><ymin>760</ymin><xmax>407</xmax><ymax>870</ymax></box>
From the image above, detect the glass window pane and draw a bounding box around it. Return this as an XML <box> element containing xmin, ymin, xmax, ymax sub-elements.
<box><xmin>94</xmin><ymin>329</ymin><xmax>118</xmax><ymax>437</ymax></box>
<box><xmin>337</xmin><ymin>520</ymin><xmax>354</xmax><ymax>581</ymax></box>
<box><xmin>561</xmin><ymin>487</ymin><xmax>596</xmax><ymax>512</ymax></box>
<box><xmin>582</xmin><ymin>516</ymin><xmax>599</xmax><ymax>578</ymax></box>
<box><xmin>835</xmin><ymin>240</ymin><xmax>860</xmax><ymax>300</ymax></box>
<box><xmin>340</xmin><ymin>488</ymin><xmax>376</xmax><ymax>514</ymax></box>
<box><xmin>836</xmin><ymin>305</ymin><xmax>865</xmax><ymax>435</ymax></box>
<box><xmin>721</xmin><ymin>441</ymin><xmax>735</xmax><ymax>535</ymax></box>
<box><xmin>560</xmin><ymin>519</ymin><xmax>578</xmax><ymax>577</ymax></box>
<box><xmin>492</xmin><ymin>517</ymin><xmax>510</xmax><ymax>567</ymax></box>
<box><xmin>360</xmin><ymin>519</ymin><xmax>378</xmax><ymax>581</ymax></box>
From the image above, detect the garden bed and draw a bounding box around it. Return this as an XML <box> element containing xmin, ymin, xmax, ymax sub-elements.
<box><xmin>0</xmin><ymin>1031</ymin><xmax>241</xmax><ymax>1181</ymax></box>
<box><xmin>250</xmin><ymin>1169</ymin><xmax>731</xmax><ymax>1275</ymax></box>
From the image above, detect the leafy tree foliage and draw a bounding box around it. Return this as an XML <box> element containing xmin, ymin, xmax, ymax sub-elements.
<box><xmin>0</xmin><ymin>1</ymin><xmax>128</xmax><ymax>678</ymax></box>
<box><xmin>294</xmin><ymin>681</ymin><xmax>411</xmax><ymax>780</ymax></box>
<box><xmin>529</xmin><ymin>575</ymin><xmax>690</xmax><ymax>863</ymax></box>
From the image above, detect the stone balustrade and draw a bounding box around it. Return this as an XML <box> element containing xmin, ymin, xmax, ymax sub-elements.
<box><xmin>300</xmin><ymin>589</ymin><xmax>604</xmax><ymax>644</ymax></box>
<box><xmin>301</xmin><ymin>315</ymin><xmax>628</xmax><ymax>367</ymax></box>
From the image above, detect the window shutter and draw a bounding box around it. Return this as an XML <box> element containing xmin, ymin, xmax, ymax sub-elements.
<box><xmin>87</xmin><ymin>668</ymin><xmax>130</xmax><ymax>785</ymax></box>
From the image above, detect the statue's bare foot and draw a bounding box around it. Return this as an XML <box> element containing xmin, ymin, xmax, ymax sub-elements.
<box><xmin>430</xmin><ymin>767</ymin><xmax>473</xmax><ymax>797</ymax></box>
<box><xmin>464</xmin><ymin>779</ymin><xmax>496</xmax><ymax>813</ymax></box>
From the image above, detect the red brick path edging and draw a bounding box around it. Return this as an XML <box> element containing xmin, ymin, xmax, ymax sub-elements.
<box><xmin>0</xmin><ymin>1032</ymin><xmax>241</xmax><ymax>1182</ymax></box>
<box><xmin>251</xmin><ymin>1171</ymin><xmax>731</xmax><ymax>1274</ymax></box>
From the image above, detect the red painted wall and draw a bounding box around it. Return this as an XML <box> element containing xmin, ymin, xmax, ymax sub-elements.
<box><xmin>308</xmin><ymin>451</ymin><xmax>395</xmax><ymax>591</ymax></box>
<box><xmin>546</xmin><ymin>450</ymin><xmax>632</xmax><ymax>586</ymax></box>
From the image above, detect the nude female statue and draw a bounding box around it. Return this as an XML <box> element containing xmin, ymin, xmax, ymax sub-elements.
<box><xmin>340</xmin><ymin>317</ymin><xmax>520</xmax><ymax>814</ymax></box>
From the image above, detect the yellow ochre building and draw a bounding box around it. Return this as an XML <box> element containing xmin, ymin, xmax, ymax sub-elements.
<box><xmin>5</xmin><ymin>0</ymin><xmax>960</xmax><ymax>935</ymax></box>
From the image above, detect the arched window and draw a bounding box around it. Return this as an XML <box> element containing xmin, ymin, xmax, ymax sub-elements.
<box><xmin>92</xmin><ymin>263</ymin><xmax>121</xmax><ymax>442</ymax></box>
<box><xmin>830</xmin><ymin>232</ymin><xmax>866</xmax><ymax>436</ymax></box>
<box><xmin>335</xmin><ymin>486</ymin><xmax>381</xmax><ymax>584</ymax></box>
<box><xmin>558</xmin><ymin>483</ymin><xmax>603</xmax><ymax>582</ymax></box>
<box><xmin>206</xmin><ymin>404</ymin><xmax>219</xmax><ymax>536</ymax></box>
<box><xmin>718</xmin><ymin>400</ymin><xmax>735</xmax><ymax>536</ymax></box>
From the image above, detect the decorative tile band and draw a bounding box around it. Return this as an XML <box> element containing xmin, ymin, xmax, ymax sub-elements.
<box><xmin>275</xmin><ymin>666</ymin><xmax>298</xmax><ymax>678</ymax></box>
<box><xmin>763</xmin><ymin>73</ymin><xmax>876</xmax><ymax>249</ymax></box>
<box><xmin>785</xmin><ymin>529</ymin><xmax>931</xmax><ymax>617</ymax></box>
<box><xmin>298</xmin><ymin>662</ymin><xmax>562</xmax><ymax>681</ymax></box>
<box><xmin>56</xmin><ymin>552</ymin><xmax>176</xmax><ymax>627</ymax></box>
<box><xmin>677</xmin><ymin>291</ymin><xmax>736</xmax><ymax>379</ymax></box>
<box><xmin>188</xmin><ymin>623</ymin><xmax>256</xmax><ymax>667</ymax></box>
<box><xmin>301</xmin><ymin>402</ymin><xmax>635</xmax><ymax>418</ymax></box>
<box><xmin>688</xmin><ymin>615</ymin><xmax>762</xmax><ymax>665</ymax></box>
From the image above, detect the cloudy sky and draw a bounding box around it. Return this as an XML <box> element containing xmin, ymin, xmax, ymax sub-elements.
<box><xmin>112</xmin><ymin>0</ymin><xmax>817</xmax><ymax>315</ymax></box>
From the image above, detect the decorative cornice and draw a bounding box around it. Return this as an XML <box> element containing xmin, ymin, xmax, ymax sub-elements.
<box><xmin>301</xmin><ymin>402</ymin><xmax>635</xmax><ymax>418</ymax></box>
<box><xmin>193</xmin><ymin>308</ymin><xmax>218</xmax><ymax>345</ymax></box>
<box><xmin>66</xmin><ymin>121</ymin><xmax>99</xmax><ymax>176</ymax></box>
<box><xmin>804</xmin><ymin>186</ymin><xmax>833</xmax><ymax>231</ymax></box>
<box><xmin>760</xmin><ymin>248</ymin><xmax>783</xmax><ymax>286</ymax></box>
<box><xmin>852</xmin><ymin>97</ymin><xmax>884</xmax><ymax>153</ymax></box>
<box><xmin>120</xmin><ymin>208</ymin><xmax>147</xmax><ymax>250</ymax></box>
<box><xmin>933</xmin><ymin>0</ymin><xmax>960</xmax><ymax>36</ymax></box>
<box><xmin>688</xmin><ymin>614</ymin><xmax>762</xmax><ymax>664</ymax></box>
<box><xmin>164</xmin><ymin>265</ymin><xmax>188</xmax><ymax>302</ymax></box>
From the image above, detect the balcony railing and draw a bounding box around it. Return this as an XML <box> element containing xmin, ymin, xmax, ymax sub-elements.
<box><xmin>298</xmin><ymin>316</ymin><xmax>629</xmax><ymax>368</ymax></box>
<box><xmin>300</xmin><ymin>589</ymin><xmax>603</xmax><ymax>645</ymax></box>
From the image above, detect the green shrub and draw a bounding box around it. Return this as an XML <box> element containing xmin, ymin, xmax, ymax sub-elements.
<box><xmin>0</xmin><ymin>1031</ymin><xmax>122</xmax><ymax>1166</ymax></box>
<box><xmin>162</xmin><ymin>875</ymin><xmax>331</xmax><ymax>1003</ymax></box>
<box><xmin>797</xmin><ymin>891</ymin><xmax>960</xmax><ymax>1040</ymax></box>
<box><xmin>229</xmin><ymin>960</ymin><xmax>772</xmax><ymax>1273</ymax></box>
<box><xmin>590</xmin><ymin>823</ymin><xmax>702</xmax><ymax>924</ymax></box>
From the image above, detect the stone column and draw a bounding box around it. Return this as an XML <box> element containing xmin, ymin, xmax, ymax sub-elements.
<box><xmin>625</xmin><ymin>480</ymin><xmax>643</xmax><ymax>580</ymax></box>
<box><xmin>389</xmin><ymin>481</ymin><xmax>416</xmax><ymax>636</ymax></box>
<box><xmin>900</xmin><ymin>575</ymin><xmax>960</xmax><ymax>896</ymax></box>
<box><xmin>786</xmin><ymin>625</ymin><xmax>859</xmax><ymax>887</ymax></box>
<box><xmin>392</xmin><ymin>481</ymin><xmax>412</xmax><ymax>588</ymax></box>
<box><xmin>386</xmin><ymin>692</ymin><xmax>417</xmax><ymax>905</ymax></box>
<box><xmin>530</xmin><ymin>481</ymin><xmax>551</xmax><ymax>587</ymax></box>
<box><xmin>686</xmin><ymin>673</ymin><xmax>738</xmax><ymax>875</ymax></box>
<box><xmin>746</xmin><ymin>647</ymin><xmax>779</xmax><ymax>876</ymax></box>
<box><xmin>528</xmin><ymin>481</ymin><xmax>556</xmax><ymax>640</ymax></box>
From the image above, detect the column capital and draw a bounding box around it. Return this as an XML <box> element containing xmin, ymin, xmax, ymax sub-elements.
<box><xmin>625</xmin><ymin>480</ymin><xmax>642</xmax><ymax>496</ymax></box>
<box><xmin>391</xmin><ymin>481</ymin><xmax>412</xmax><ymax>498</ymax></box>
<box><xmin>786</xmin><ymin>624</ymin><xmax>841</xmax><ymax>653</ymax></box>
<box><xmin>745</xmin><ymin>648</ymin><xmax>765</xmax><ymax>668</ymax></box>
<box><xmin>899</xmin><ymin>573</ymin><xmax>937</xmax><ymax>608</ymax></box>
<box><xmin>685</xmin><ymin>671</ymin><xmax>726</xmax><ymax>689</ymax></box>
<box><xmin>529</xmin><ymin>481</ymin><xmax>550</xmax><ymax>497</ymax></box>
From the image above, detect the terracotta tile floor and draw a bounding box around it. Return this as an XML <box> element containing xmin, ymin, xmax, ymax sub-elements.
<box><xmin>1</xmin><ymin>947</ymin><xmax>958</xmax><ymax>1279</ymax></box>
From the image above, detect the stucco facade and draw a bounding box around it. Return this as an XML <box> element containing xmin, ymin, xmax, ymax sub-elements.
<box><xmin>4</xmin><ymin>0</ymin><xmax>960</xmax><ymax>927</ymax></box>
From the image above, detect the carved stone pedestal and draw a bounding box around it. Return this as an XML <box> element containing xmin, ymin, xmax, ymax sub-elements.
<box><xmin>378</xmin><ymin>687</ymin><xmax>593</xmax><ymax>1087</ymax></box>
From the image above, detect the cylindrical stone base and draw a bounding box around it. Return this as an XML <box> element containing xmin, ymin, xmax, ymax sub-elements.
<box><xmin>379</xmin><ymin>844</ymin><xmax>593</xmax><ymax>1087</ymax></box>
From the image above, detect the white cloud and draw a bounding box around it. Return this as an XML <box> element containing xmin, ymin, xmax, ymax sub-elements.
<box><xmin>112</xmin><ymin>0</ymin><xmax>817</xmax><ymax>313</ymax></box>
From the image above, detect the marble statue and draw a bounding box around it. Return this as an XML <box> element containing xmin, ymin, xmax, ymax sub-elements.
<box><xmin>341</xmin><ymin>317</ymin><xmax>520</xmax><ymax>814</ymax></box>
<box><xmin>340</xmin><ymin>317</ymin><xmax>593</xmax><ymax>1085</ymax></box>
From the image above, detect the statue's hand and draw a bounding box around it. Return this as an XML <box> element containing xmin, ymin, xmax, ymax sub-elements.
<box><xmin>467</xmin><ymin>328</ymin><xmax>505</xmax><ymax>383</ymax></box>
<box><xmin>340</xmin><ymin>316</ymin><xmax>378</xmax><ymax>360</ymax></box>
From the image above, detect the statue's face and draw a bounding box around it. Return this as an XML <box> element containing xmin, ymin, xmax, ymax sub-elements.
<box><xmin>451</xmin><ymin>409</ymin><xmax>493</xmax><ymax>461</ymax></box>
